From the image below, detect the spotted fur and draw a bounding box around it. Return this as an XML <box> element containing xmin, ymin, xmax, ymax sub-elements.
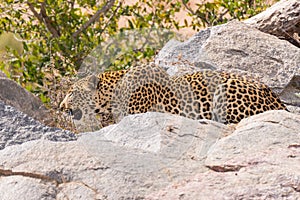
<box><xmin>60</xmin><ymin>63</ymin><xmax>287</xmax><ymax>130</ymax></box>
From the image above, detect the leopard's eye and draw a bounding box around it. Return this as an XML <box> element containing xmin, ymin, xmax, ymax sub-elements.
<box><xmin>68</xmin><ymin>92</ymin><xmax>74</xmax><ymax>98</ymax></box>
<box><xmin>68</xmin><ymin>109</ymin><xmax>73</xmax><ymax>116</ymax></box>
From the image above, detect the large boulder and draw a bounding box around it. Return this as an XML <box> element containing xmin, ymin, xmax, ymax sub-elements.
<box><xmin>147</xmin><ymin>110</ymin><xmax>300</xmax><ymax>199</ymax></box>
<box><xmin>0</xmin><ymin>108</ymin><xmax>227</xmax><ymax>199</ymax></box>
<box><xmin>155</xmin><ymin>21</ymin><xmax>300</xmax><ymax>108</ymax></box>
<box><xmin>0</xmin><ymin>101</ymin><xmax>76</xmax><ymax>150</ymax></box>
<box><xmin>0</xmin><ymin>101</ymin><xmax>299</xmax><ymax>199</ymax></box>
<box><xmin>0</xmin><ymin>74</ymin><xmax>53</xmax><ymax>125</ymax></box>
<box><xmin>245</xmin><ymin>0</ymin><xmax>300</xmax><ymax>47</ymax></box>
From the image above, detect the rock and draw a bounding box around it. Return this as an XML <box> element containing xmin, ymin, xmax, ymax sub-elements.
<box><xmin>287</xmin><ymin>105</ymin><xmax>300</xmax><ymax>115</ymax></box>
<box><xmin>0</xmin><ymin>110</ymin><xmax>229</xmax><ymax>199</ymax></box>
<box><xmin>0</xmin><ymin>176</ymin><xmax>57</xmax><ymax>200</ymax></box>
<box><xmin>0</xmin><ymin>101</ymin><xmax>76</xmax><ymax>150</ymax></box>
<box><xmin>146</xmin><ymin>110</ymin><xmax>300</xmax><ymax>199</ymax></box>
<box><xmin>279</xmin><ymin>75</ymin><xmax>300</xmax><ymax>108</ymax></box>
<box><xmin>56</xmin><ymin>182</ymin><xmax>106</xmax><ymax>200</ymax></box>
<box><xmin>155</xmin><ymin>20</ymin><xmax>300</xmax><ymax>98</ymax></box>
<box><xmin>0</xmin><ymin>76</ymin><xmax>54</xmax><ymax>125</ymax></box>
<box><xmin>1</xmin><ymin>107</ymin><xmax>300</xmax><ymax>199</ymax></box>
<box><xmin>245</xmin><ymin>0</ymin><xmax>300</xmax><ymax>48</ymax></box>
<box><xmin>206</xmin><ymin>110</ymin><xmax>300</xmax><ymax>168</ymax></box>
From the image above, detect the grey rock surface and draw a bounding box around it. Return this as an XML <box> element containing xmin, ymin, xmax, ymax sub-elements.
<box><xmin>0</xmin><ymin>101</ymin><xmax>76</xmax><ymax>150</ymax></box>
<box><xmin>56</xmin><ymin>182</ymin><xmax>105</xmax><ymax>200</ymax></box>
<box><xmin>0</xmin><ymin>175</ymin><xmax>57</xmax><ymax>200</ymax></box>
<box><xmin>280</xmin><ymin>75</ymin><xmax>300</xmax><ymax>107</ymax></box>
<box><xmin>1</xmin><ymin>108</ymin><xmax>300</xmax><ymax>199</ymax></box>
<box><xmin>0</xmin><ymin>76</ymin><xmax>53</xmax><ymax>125</ymax></box>
<box><xmin>0</xmin><ymin>111</ymin><xmax>228</xmax><ymax>199</ymax></box>
<box><xmin>206</xmin><ymin>110</ymin><xmax>300</xmax><ymax>167</ymax></box>
<box><xmin>245</xmin><ymin>0</ymin><xmax>300</xmax><ymax>47</ymax></box>
<box><xmin>0</xmin><ymin>176</ymin><xmax>56</xmax><ymax>200</ymax></box>
<box><xmin>146</xmin><ymin>110</ymin><xmax>300</xmax><ymax>199</ymax></box>
<box><xmin>156</xmin><ymin>21</ymin><xmax>300</xmax><ymax>98</ymax></box>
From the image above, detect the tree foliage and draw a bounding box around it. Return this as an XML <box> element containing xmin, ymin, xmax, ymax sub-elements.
<box><xmin>183</xmin><ymin>0</ymin><xmax>274</xmax><ymax>30</ymax></box>
<box><xmin>0</xmin><ymin>0</ymin><xmax>277</xmax><ymax>102</ymax></box>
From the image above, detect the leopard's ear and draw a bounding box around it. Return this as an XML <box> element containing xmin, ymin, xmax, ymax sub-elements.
<box><xmin>87</xmin><ymin>75</ymin><xmax>99</xmax><ymax>91</ymax></box>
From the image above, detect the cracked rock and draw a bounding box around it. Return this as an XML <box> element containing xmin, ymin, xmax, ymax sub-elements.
<box><xmin>1</xmin><ymin>109</ymin><xmax>300</xmax><ymax>199</ymax></box>
<box><xmin>147</xmin><ymin>110</ymin><xmax>300</xmax><ymax>199</ymax></box>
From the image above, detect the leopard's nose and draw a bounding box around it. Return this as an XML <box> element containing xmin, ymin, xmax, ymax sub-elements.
<box><xmin>72</xmin><ymin>108</ymin><xmax>82</xmax><ymax>120</ymax></box>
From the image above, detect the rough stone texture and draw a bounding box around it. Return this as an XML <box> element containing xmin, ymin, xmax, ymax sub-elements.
<box><xmin>206</xmin><ymin>110</ymin><xmax>300</xmax><ymax>168</ymax></box>
<box><xmin>245</xmin><ymin>0</ymin><xmax>300</xmax><ymax>47</ymax></box>
<box><xmin>1</xmin><ymin>108</ymin><xmax>300</xmax><ymax>199</ymax></box>
<box><xmin>0</xmin><ymin>101</ymin><xmax>76</xmax><ymax>150</ymax></box>
<box><xmin>280</xmin><ymin>75</ymin><xmax>300</xmax><ymax>107</ymax></box>
<box><xmin>0</xmin><ymin>176</ymin><xmax>56</xmax><ymax>200</ymax></box>
<box><xmin>155</xmin><ymin>21</ymin><xmax>300</xmax><ymax>102</ymax></box>
<box><xmin>146</xmin><ymin>110</ymin><xmax>300</xmax><ymax>199</ymax></box>
<box><xmin>56</xmin><ymin>182</ymin><xmax>106</xmax><ymax>200</ymax></box>
<box><xmin>0</xmin><ymin>77</ymin><xmax>53</xmax><ymax>125</ymax></box>
<box><xmin>0</xmin><ymin>111</ymin><xmax>229</xmax><ymax>199</ymax></box>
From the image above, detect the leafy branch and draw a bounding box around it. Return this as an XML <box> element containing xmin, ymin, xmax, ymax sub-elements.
<box><xmin>27</xmin><ymin>1</ymin><xmax>60</xmax><ymax>38</ymax></box>
<box><xmin>72</xmin><ymin>0</ymin><xmax>116</xmax><ymax>39</ymax></box>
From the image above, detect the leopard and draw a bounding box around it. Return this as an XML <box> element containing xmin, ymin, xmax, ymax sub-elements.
<box><xmin>60</xmin><ymin>62</ymin><xmax>287</xmax><ymax>131</ymax></box>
